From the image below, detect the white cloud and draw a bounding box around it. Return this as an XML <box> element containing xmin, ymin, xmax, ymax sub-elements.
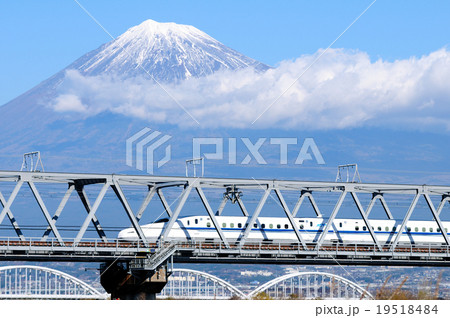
<box><xmin>51</xmin><ymin>94</ymin><xmax>88</xmax><ymax>113</ymax></box>
<box><xmin>49</xmin><ymin>48</ymin><xmax>450</xmax><ymax>130</ymax></box>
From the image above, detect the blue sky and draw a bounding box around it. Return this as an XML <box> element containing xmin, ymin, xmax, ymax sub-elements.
<box><xmin>1</xmin><ymin>0</ymin><xmax>450</xmax><ymax>106</ymax></box>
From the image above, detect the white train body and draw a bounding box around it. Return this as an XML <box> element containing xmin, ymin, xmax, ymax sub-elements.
<box><xmin>118</xmin><ymin>216</ymin><xmax>450</xmax><ymax>245</ymax></box>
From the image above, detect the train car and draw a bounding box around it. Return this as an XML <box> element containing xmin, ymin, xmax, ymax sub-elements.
<box><xmin>117</xmin><ymin>215</ymin><xmax>450</xmax><ymax>245</ymax></box>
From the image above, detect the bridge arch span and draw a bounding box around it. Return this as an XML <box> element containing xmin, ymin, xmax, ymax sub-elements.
<box><xmin>248</xmin><ymin>272</ymin><xmax>373</xmax><ymax>299</ymax></box>
<box><xmin>0</xmin><ymin>265</ymin><xmax>107</xmax><ymax>299</ymax></box>
<box><xmin>160</xmin><ymin>268</ymin><xmax>247</xmax><ymax>299</ymax></box>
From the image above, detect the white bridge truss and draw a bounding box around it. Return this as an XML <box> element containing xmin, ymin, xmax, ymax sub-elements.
<box><xmin>0</xmin><ymin>265</ymin><xmax>371</xmax><ymax>300</ymax></box>
<box><xmin>0</xmin><ymin>171</ymin><xmax>448</xmax><ymax>266</ymax></box>
<box><xmin>247</xmin><ymin>271</ymin><xmax>373</xmax><ymax>299</ymax></box>
<box><xmin>159</xmin><ymin>269</ymin><xmax>372</xmax><ymax>300</ymax></box>
<box><xmin>0</xmin><ymin>265</ymin><xmax>107</xmax><ymax>299</ymax></box>
<box><xmin>159</xmin><ymin>268</ymin><xmax>246</xmax><ymax>299</ymax></box>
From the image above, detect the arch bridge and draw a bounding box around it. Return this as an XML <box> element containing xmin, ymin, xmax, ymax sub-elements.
<box><xmin>0</xmin><ymin>265</ymin><xmax>107</xmax><ymax>299</ymax></box>
<box><xmin>159</xmin><ymin>269</ymin><xmax>373</xmax><ymax>300</ymax></box>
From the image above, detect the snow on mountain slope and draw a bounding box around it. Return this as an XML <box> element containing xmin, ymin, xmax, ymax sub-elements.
<box><xmin>68</xmin><ymin>19</ymin><xmax>270</xmax><ymax>82</ymax></box>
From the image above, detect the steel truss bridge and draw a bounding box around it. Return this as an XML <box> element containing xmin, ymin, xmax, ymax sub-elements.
<box><xmin>0</xmin><ymin>265</ymin><xmax>107</xmax><ymax>299</ymax></box>
<box><xmin>0</xmin><ymin>265</ymin><xmax>371</xmax><ymax>300</ymax></box>
<box><xmin>0</xmin><ymin>170</ymin><xmax>448</xmax><ymax>265</ymax></box>
<box><xmin>0</xmin><ymin>170</ymin><xmax>448</xmax><ymax>298</ymax></box>
<box><xmin>160</xmin><ymin>269</ymin><xmax>373</xmax><ymax>300</ymax></box>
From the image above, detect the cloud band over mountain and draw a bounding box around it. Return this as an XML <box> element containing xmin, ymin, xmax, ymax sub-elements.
<box><xmin>50</xmin><ymin>48</ymin><xmax>450</xmax><ymax>131</ymax></box>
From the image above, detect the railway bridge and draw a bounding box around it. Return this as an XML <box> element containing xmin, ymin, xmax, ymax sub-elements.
<box><xmin>0</xmin><ymin>170</ymin><xmax>448</xmax><ymax>299</ymax></box>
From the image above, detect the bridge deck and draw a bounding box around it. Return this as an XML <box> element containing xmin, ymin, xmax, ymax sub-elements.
<box><xmin>0</xmin><ymin>239</ymin><xmax>448</xmax><ymax>266</ymax></box>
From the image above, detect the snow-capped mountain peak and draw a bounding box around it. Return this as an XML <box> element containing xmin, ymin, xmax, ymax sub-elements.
<box><xmin>70</xmin><ymin>19</ymin><xmax>270</xmax><ymax>82</ymax></box>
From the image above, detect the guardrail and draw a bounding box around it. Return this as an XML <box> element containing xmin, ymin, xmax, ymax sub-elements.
<box><xmin>0</xmin><ymin>238</ymin><xmax>448</xmax><ymax>265</ymax></box>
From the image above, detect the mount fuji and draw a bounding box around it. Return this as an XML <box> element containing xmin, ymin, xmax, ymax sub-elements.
<box><xmin>0</xmin><ymin>19</ymin><xmax>270</xmax><ymax>173</ymax></box>
<box><xmin>71</xmin><ymin>19</ymin><xmax>270</xmax><ymax>81</ymax></box>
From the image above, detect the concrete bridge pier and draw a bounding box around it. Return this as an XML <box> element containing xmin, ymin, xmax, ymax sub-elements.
<box><xmin>100</xmin><ymin>262</ymin><xmax>169</xmax><ymax>300</ymax></box>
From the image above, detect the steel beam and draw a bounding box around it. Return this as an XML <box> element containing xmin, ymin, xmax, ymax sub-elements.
<box><xmin>236</xmin><ymin>196</ymin><xmax>249</xmax><ymax>217</ymax></box>
<box><xmin>74</xmin><ymin>183</ymin><xmax>109</xmax><ymax>244</ymax></box>
<box><xmin>390</xmin><ymin>193</ymin><xmax>420</xmax><ymax>250</ymax></box>
<box><xmin>160</xmin><ymin>184</ymin><xmax>193</xmax><ymax>242</ymax></box>
<box><xmin>75</xmin><ymin>185</ymin><xmax>108</xmax><ymax>242</ymax></box>
<box><xmin>238</xmin><ymin>188</ymin><xmax>271</xmax><ymax>245</ymax></box>
<box><xmin>41</xmin><ymin>184</ymin><xmax>75</xmax><ymax>241</ymax></box>
<box><xmin>215</xmin><ymin>196</ymin><xmax>228</xmax><ymax>216</ymax></box>
<box><xmin>195</xmin><ymin>187</ymin><xmax>230</xmax><ymax>247</ymax></box>
<box><xmin>28</xmin><ymin>182</ymin><xmax>65</xmax><ymax>245</ymax></box>
<box><xmin>0</xmin><ymin>180</ymin><xmax>23</xmax><ymax>226</ymax></box>
<box><xmin>111</xmin><ymin>179</ymin><xmax>149</xmax><ymax>247</ymax></box>
<box><xmin>136</xmin><ymin>186</ymin><xmax>157</xmax><ymax>221</ymax></box>
<box><xmin>157</xmin><ymin>188</ymin><xmax>173</xmax><ymax>217</ymax></box>
<box><xmin>366</xmin><ymin>193</ymin><xmax>393</xmax><ymax>219</ymax></box>
<box><xmin>350</xmin><ymin>192</ymin><xmax>382</xmax><ymax>251</ymax></box>
<box><xmin>315</xmin><ymin>191</ymin><xmax>347</xmax><ymax>247</ymax></box>
<box><xmin>274</xmin><ymin>189</ymin><xmax>307</xmax><ymax>249</ymax></box>
<box><xmin>0</xmin><ymin>190</ymin><xmax>25</xmax><ymax>241</ymax></box>
<box><xmin>423</xmin><ymin>193</ymin><xmax>450</xmax><ymax>246</ymax></box>
<box><xmin>292</xmin><ymin>191</ymin><xmax>322</xmax><ymax>217</ymax></box>
<box><xmin>437</xmin><ymin>195</ymin><xmax>450</xmax><ymax>216</ymax></box>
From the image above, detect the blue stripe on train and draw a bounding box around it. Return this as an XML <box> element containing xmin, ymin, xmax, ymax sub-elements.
<box><xmin>184</xmin><ymin>227</ymin><xmax>449</xmax><ymax>236</ymax></box>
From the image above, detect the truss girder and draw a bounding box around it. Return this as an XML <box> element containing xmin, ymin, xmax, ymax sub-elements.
<box><xmin>111</xmin><ymin>179</ymin><xmax>149</xmax><ymax>247</ymax></box>
<box><xmin>0</xmin><ymin>171</ymin><xmax>448</xmax><ymax>252</ymax></box>
<box><xmin>0</xmin><ymin>189</ymin><xmax>25</xmax><ymax>241</ymax></box>
<box><xmin>196</xmin><ymin>187</ymin><xmax>230</xmax><ymax>248</ymax></box>
<box><xmin>366</xmin><ymin>193</ymin><xmax>393</xmax><ymax>219</ymax></box>
<box><xmin>315</xmin><ymin>191</ymin><xmax>347</xmax><ymax>248</ymax></box>
<box><xmin>350</xmin><ymin>192</ymin><xmax>382</xmax><ymax>251</ymax></box>
<box><xmin>390</xmin><ymin>193</ymin><xmax>420</xmax><ymax>250</ymax></box>
<box><xmin>274</xmin><ymin>189</ymin><xmax>307</xmax><ymax>249</ymax></box>
<box><xmin>238</xmin><ymin>188</ymin><xmax>271</xmax><ymax>245</ymax></box>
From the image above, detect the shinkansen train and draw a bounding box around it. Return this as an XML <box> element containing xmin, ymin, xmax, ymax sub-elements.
<box><xmin>117</xmin><ymin>216</ymin><xmax>450</xmax><ymax>244</ymax></box>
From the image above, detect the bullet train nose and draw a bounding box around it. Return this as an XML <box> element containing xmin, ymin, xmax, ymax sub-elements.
<box><xmin>118</xmin><ymin>228</ymin><xmax>136</xmax><ymax>240</ymax></box>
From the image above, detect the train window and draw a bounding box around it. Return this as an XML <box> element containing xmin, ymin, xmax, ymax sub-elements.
<box><xmin>407</xmin><ymin>227</ymin><xmax>411</xmax><ymax>232</ymax></box>
<box><xmin>310</xmin><ymin>222</ymin><xmax>313</xmax><ymax>227</ymax></box>
<box><xmin>422</xmin><ymin>227</ymin><xmax>426</xmax><ymax>232</ymax></box>
<box><xmin>362</xmin><ymin>226</ymin><xmax>367</xmax><ymax>231</ymax></box>
<box><xmin>446</xmin><ymin>228</ymin><xmax>448</xmax><ymax>233</ymax></box>
<box><xmin>254</xmin><ymin>223</ymin><xmax>258</xmax><ymax>228</ymax></box>
<box><xmin>261</xmin><ymin>224</ymin><xmax>265</xmax><ymax>229</ymax></box>
<box><xmin>195</xmin><ymin>219</ymin><xmax>198</xmax><ymax>224</ymax></box>
<box><xmin>392</xmin><ymin>227</ymin><xmax>397</xmax><ymax>232</ymax></box>
<box><xmin>284</xmin><ymin>224</ymin><xmax>289</xmax><ymax>229</ymax></box>
<box><xmin>385</xmin><ymin>227</ymin><xmax>389</xmax><ymax>231</ymax></box>
<box><xmin>355</xmin><ymin>226</ymin><xmax>359</xmax><ymax>231</ymax></box>
<box><xmin>238</xmin><ymin>223</ymin><xmax>242</xmax><ymax>228</ymax></box>
<box><xmin>269</xmin><ymin>224</ymin><xmax>273</xmax><ymax>229</ymax></box>
<box><xmin>415</xmin><ymin>227</ymin><xmax>418</xmax><ymax>232</ymax></box>
<box><xmin>230</xmin><ymin>223</ymin><xmax>234</xmax><ymax>228</ymax></box>
<box><xmin>206</xmin><ymin>222</ymin><xmax>211</xmax><ymax>228</ymax></box>
<box><xmin>437</xmin><ymin>228</ymin><xmax>441</xmax><ymax>232</ymax></box>
<box><xmin>429</xmin><ymin>228</ymin><xmax>433</xmax><ymax>232</ymax></box>
<box><xmin>378</xmin><ymin>226</ymin><xmax>382</xmax><ymax>231</ymax></box>
<box><xmin>300</xmin><ymin>225</ymin><xmax>304</xmax><ymax>229</ymax></box>
<box><xmin>222</xmin><ymin>223</ymin><xmax>226</xmax><ymax>228</ymax></box>
<box><xmin>277</xmin><ymin>224</ymin><xmax>281</xmax><ymax>229</ymax></box>
<box><xmin>339</xmin><ymin>222</ymin><xmax>342</xmax><ymax>228</ymax></box>
<box><xmin>187</xmin><ymin>220</ymin><xmax>190</xmax><ymax>226</ymax></box>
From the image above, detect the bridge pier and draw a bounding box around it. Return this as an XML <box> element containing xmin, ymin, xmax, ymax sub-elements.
<box><xmin>100</xmin><ymin>262</ymin><xmax>169</xmax><ymax>300</ymax></box>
